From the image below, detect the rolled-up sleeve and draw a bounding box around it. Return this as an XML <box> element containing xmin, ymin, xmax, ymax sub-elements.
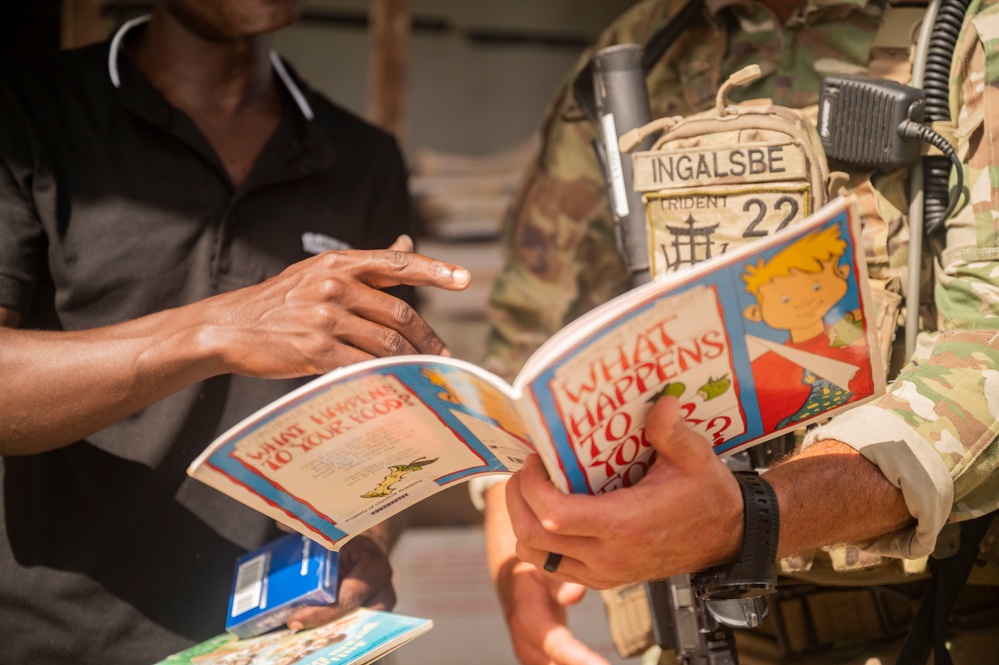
<box><xmin>805</xmin><ymin>6</ymin><xmax>999</xmax><ymax>559</ymax></box>
<box><xmin>804</xmin><ymin>330</ymin><xmax>999</xmax><ymax>558</ymax></box>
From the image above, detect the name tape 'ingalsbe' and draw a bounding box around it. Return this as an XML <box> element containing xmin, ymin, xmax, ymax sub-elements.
<box><xmin>621</xmin><ymin>67</ymin><xmax>832</xmax><ymax>276</ymax></box>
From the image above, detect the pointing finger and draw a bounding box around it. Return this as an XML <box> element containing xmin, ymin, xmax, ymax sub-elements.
<box><xmin>347</xmin><ymin>249</ymin><xmax>470</xmax><ymax>290</ymax></box>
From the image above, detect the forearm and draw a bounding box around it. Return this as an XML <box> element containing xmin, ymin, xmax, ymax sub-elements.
<box><xmin>484</xmin><ymin>480</ymin><xmax>517</xmax><ymax>584</ymax></box>
<box><xmin>0</xmin><ymin>242</ymin><xmax>471</xmax><ymax>456</ymax></box>
<box><xmin>793</xmin><ymin>329</ymin><xmax>999</xmax><ymax>557</ymax></box>
<box><xmin>484</xmin><ymin>480</ymin><xmax>546</xmax><ymax>622</ymax></box>
<box><xmin>764</xmin><ymin>439</ymin><xmax>913</xmax><ymax>558</ymax></box>
<box><xmin>0</xmin><ymin>300</ymin><xmax>225</xmax><ymax>455</ymax></box>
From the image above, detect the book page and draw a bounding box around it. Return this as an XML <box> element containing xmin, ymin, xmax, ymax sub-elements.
<box><xmin>520</xmin><ymin>197</ymin><xmax>885</xmax><ymax>495</ymax></box>
<box><xmin>189</xmin><ymin>358</ymin><xmax>536</xmax><ymax>549</ymax></box>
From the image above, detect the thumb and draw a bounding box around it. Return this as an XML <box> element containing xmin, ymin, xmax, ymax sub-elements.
<box><xmin>387</xmin><ymin>234</ymin><xmax>414</xmax><ymax>253</ymax></box>
<box><xmin>644</xmin><ymin>396</ymin><xmax>713</xmax><ymax>472</ymax></box>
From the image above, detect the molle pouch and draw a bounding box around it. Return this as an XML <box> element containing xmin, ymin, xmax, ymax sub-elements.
<box><xmin>599</xmin><ymin>583</ymin><xmax>655</xmax><ymax>658</ymax></box>
<box><xmin>619</xmin><ymin>65</ymin><xmax>833</xmax><ymax>277</ymax></box>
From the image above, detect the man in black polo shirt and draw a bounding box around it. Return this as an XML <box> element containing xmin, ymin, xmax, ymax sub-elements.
<box><xmin>0</xmin><ymin>1</ymin><xmax>469</xmax><ymax>663</ymax></box>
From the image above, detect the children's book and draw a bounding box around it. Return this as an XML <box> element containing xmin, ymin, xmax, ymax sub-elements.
<box><xmin>188</xmin><ymin>196</ymin><xmax>884</xmax><ymax>551</ymax></box>
<box><xmin>152</xmin><ymin>608</ymin><xmax>431</xmax><ymax>665</ymax></box>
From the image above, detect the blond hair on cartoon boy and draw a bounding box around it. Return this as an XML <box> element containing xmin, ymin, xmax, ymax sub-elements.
<box><xmin>742</xmin><ymin>225</ymin><xmax>855</xmax><ymax>344</ymax></box>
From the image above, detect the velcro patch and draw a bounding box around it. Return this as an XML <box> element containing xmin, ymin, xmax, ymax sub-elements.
<box><xmin>632</xmin><ymin>142</ymin><xmax>810</xmax><ymax>191</ymax></box>
<box><xmin>646</xmin><ymin>184</ymin><xmax>812</xmax><ymax>275</ymax></box>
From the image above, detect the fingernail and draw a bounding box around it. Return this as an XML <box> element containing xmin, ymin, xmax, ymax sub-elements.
<box><xmin>451</xmin><ymin>268</ymin><xmax>470</xmax><ymax>287</ymax></box>
<box><xmin>440</xmin><ymin>347</ymin><xmax>453</xmax><ymax>357</ymax></box>
<box><xmin>288</xmin><ymin>621</ymin><xmax>304</xmax><ymax>631</ymax></box>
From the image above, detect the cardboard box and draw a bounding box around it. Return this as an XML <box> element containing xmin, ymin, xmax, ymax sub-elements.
<box><xmin>226</xmin><ymin>533</ymin><xmax>338</xmax><ymax>638</ymax></box>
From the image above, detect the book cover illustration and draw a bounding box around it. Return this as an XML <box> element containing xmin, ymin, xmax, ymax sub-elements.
<box><xmin>191</xmin><ymin>361</ymin><xmax>537</xmax><ymax>547</ymax></box>
<box><xmin>522</xmin><ymin>200</ymin><xmax>881</xmax><ymax>494</ymax></box>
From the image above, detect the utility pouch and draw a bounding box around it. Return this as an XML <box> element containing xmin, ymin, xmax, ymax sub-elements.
<box><xmin>599</xmin><ymin>583</ymin><xmax>656</xmax><ymax>658</ymax></box>
<box><xmin>620</xmin><ymin>65</ymin><xmax>833</xmax><ymax>277</ymax></box>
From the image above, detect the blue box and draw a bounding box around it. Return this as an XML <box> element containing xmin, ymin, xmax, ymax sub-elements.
<box><xmin>225</xmin><ymin>533</ymin><xmax>338</xmax><ymax>638</ymax></box>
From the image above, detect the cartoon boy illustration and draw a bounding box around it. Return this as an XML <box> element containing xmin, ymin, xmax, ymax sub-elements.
<box><xmin>741</xmin><ymin>224</ymin><xmax>874</xmax><ymax>433</ymax></box>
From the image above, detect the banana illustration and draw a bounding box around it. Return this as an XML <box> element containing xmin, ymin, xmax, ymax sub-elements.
<box><xmin>361</xmin><ymin>457</ymin><xmax>438</xmax><ymax>498</ymax></box>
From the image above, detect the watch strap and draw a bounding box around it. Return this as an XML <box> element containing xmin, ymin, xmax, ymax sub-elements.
<box><xmin>693</xmin><ymin>470</ymin><xmax>780</xmax><ymax>600</ymax></box>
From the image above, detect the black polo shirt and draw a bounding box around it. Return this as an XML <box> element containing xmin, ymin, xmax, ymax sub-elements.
<box><xmin>0</xmin><ymin>17</ymin><xmax>412</xmax><ymax>665</ymax></box>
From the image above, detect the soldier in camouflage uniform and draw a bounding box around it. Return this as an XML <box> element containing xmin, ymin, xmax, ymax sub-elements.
<box><xmin>478</xmin><ymin>0</ymin><xmax>999</xmax><ymax>662</ymax></box>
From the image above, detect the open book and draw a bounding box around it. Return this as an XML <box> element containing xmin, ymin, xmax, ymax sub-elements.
<box><xmin>189</xmin><ymin>196</ymin><xmax>884</xmax><ymax>550</ymax></box>
<box><xmin>152</xmin><ymin>608</ymin><xmax>431</xmax><ymax>665</ymax></box>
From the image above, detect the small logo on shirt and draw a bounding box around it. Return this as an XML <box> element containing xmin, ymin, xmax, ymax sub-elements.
<box><xmin>302</xmin><ymin>232</ymin><xmax>352</xmax><ymax>255</ymax></box>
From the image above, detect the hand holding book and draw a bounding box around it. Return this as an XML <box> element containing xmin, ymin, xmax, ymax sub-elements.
<box><xmin>506</xmin><ymin>395</ymin><xmax>744</xmax><ymax>588</ymax></box>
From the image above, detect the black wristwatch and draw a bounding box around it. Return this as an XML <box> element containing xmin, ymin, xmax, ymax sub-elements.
<box><xmin>693</xmin><ymin>470</ymin><xmax>780</xmax><ymax>600</ymax></box>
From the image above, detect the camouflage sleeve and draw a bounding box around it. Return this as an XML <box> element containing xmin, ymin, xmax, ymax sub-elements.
<box><xmin>480</xmin><ymin>0</ymin><xmax>688</xmax><ymax>382</ymax></box>
<box><xmin>479</xmin><ymin>65</ymin><xmax>630</xmax><ymax>383</ymax></box>
<box><xmin>803</xmin><ymin>2</ymin><xmax>999</xmax><ymax>559</ymax></box>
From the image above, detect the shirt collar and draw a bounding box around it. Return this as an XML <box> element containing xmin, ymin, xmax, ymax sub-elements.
<box><xmin>106</xmin><ymin>14</ymin><xmax>315</xmax><ymax>121</ymax></box>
